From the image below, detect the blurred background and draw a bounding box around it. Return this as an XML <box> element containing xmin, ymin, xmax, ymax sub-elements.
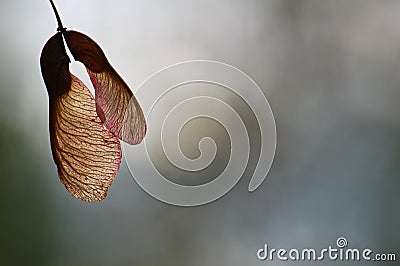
<box><xmin>1</xmin><ymin>0</ymin><xmax>399</xmax><ymax>265</ymax></box>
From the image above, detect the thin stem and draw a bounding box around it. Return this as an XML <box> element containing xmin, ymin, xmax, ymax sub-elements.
<box><xmin>49</xmin><ymin>0</ymin><xmax>66</xmax><ymax>32</ymax></box>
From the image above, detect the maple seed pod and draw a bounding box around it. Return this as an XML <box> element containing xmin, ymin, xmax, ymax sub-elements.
<box><xmin>40</xmin><ymin>32</ymin><xmax>122</xmax><ymax>202</ymax></box>
<box><xmin>40</xmin><ymin>0</ymin><xmax>146</xmax><ymax>201</ymax></box>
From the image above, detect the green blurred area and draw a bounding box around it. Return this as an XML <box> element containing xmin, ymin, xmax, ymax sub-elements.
<box><xmin>0</xmin><ymin>122</ymin><xmax>55</xmax><ymax>265</ymax></box>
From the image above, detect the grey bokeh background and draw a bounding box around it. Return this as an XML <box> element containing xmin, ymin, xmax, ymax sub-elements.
<box><xmin>1</xmin><ymin>0</ymin><xmax>399</xmax><ymax>265</ymax></box>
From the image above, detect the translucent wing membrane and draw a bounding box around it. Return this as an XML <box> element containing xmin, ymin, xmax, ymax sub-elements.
<box><xmin>50</xmin><ymin>75</ymin><xmax>121</xmax><ymax>201</ymax></box>
<box><xmin>88</xmin><ymin>68</ymin><xmax>146</xmax><ymax>144</ymax></box>
<box><xmin>64</xmin><ymin>30</ymin><xmax>146</xmax><ymax>144</ymax></box>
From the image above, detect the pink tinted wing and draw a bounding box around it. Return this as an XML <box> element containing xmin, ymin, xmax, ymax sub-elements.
<box><xmin>64</xmin><ymin>30</ymin><xmax>146</xmax><ymax>145</ymax></box>
<box><xmin>88</xmin><ymin>67</ymin><xmax>146</xmax><ymax>145</ymax></box>
<box><xmin>50</xmin><ymin>74</ymin><xmax>122</xmax><ymax>201</ymax></box>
